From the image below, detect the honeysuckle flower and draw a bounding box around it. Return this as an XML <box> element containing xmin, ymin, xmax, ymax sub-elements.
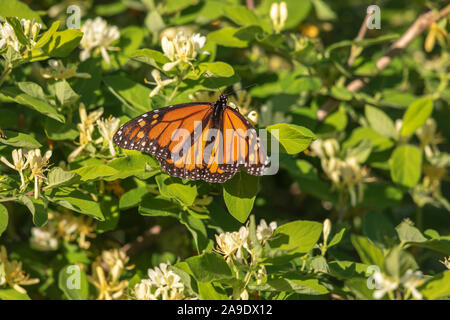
<box><xmin>401</xmin><ymin>270</ymin><xmax>425</xmax><ymax>300</ymax></box>
<box><xmin>424</xmin><ymin>22</ymin><xmax>448</xmax><ymax>52</ymax></box>
<box><xmin>147</xmin><ymin>69</ymin><xmax>176</xmax><ymax>97</ymax></box>
<box><xmin>311</xmin><ymin>139</ymin><xmax>369</xmax><ymax>207</ymax></box>
<box><xmin>134</xmin><ymin>263</ymin><xmax>186</xmax><ymax>300</ymax></box>
<box><xmin>101</xmin><ymin>249</ymin><xmax>132</xmax><ymax>284</ymax></box>
<box><xmin>68</xmin><ymin>104</ymin><xmax>103</xmax><ymax>162</ymax></box>
<box><xmin>0</xmin><ymin>21</ymin><xmax>19</xmax><ymax>52</ymax></box>
<box><xmin>440</xmin><ymin>256</ymin><xmax>450</xmax><ymax>269</ymax></box>
<box><xmin>29</xmin><ymin>226</ymin><xmax>58</xmax><ymax>251</ymax></box>
<box><xmin>25</xmin><ymin>148</ymin><xmax>52</xmax><ymax>199</ymax></box>
<box><xmin>323</xmin><ymin>218</ymin><xmax>331</xmax><ymax>246</ymax></box>
<box><xmin>75</xmin><ymin>215</ymin><xmax>96</xmax><ymax>249</ymax></box>
<box><xmin>89</xmin><ymin>261</ymin><xmax>128</xmax><ymax>300</ymax></box>
<box><xmin>215</xmin><ymin>229</ymin><xmax>247</xmax><ymax>262</ymax></box>
<box><xmin>80</xmin><ymin>17</ymin><xmax>120</xmax><ymax>64</ymax></box>
<box><xmin>0</xmin><ymin>246</ymin><xmax>39</xmax><ymax>294</ymax></box>
<box><xmin>20</xmin><ymin>18</ymin><xmax>41</xmax><ymax>47</ymax></box>
<box><xmin>40</xmin><ymin>59</ymin><xmax>91</xmax><ymax>80</ymax></box>
<box><xmin>97</xmin><ymin>116</ymin><xmax>120</xmax><ymax>157</ymax></box>
<box><xmin>256</xmin><ymin>219</ymin><xmax>277</xmax><ymax>244</ymax></box>
<box><xmin>0</xmin><ymin>148</ymin><xmax>28</xmax><ymax>190</ymax></box>
<box><xmin>0</xmin><ymin>19</ymin><xmax>41</xmax><ymax>52</ymax></box>
<box><xmin>270</xmin><ymin>2</ymin><xmax>288</xmax><ymax>33</ymax></box>
<box><xmin>372</xmin><ymin>271</ymin><xmax>399</xmax><ymax>299</ymax></box>
<box><xmin>417</xmin><ymin>118</ymin><xmax>443</xmax><ymax>158</ymax></box>
<box><xmin>161</xmin><ymin>31</ymin><xmax>206</xmax><ymax>71</ymax></box>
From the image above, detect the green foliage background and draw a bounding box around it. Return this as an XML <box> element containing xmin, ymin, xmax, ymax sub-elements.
<box><xmin>0</xmin><ymin>0</ymin><xmax>449</xmax><ymax>300</ymax></box>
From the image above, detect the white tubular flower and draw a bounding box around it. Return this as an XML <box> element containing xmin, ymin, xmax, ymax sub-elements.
<box><xmin>68</xmin><ymin>104</ymin><xmax>104</xmax><ymax>162</ymax></box>
<box><xmin>101</xmin><ymin>249</ymin><xmax>130</xmax><ymax>284</ymax></box>
<box><xmin>0</xmin><ymin>21</ymin><xmax>20</xmax><ymax>52</ymax></box>
<box><xmin>440</xmin><ymin>256</ymin><xmax>450</xmax><ymax>269</ymax></box>
<box><xmin>401</xmin><ymin>270</ymin><xmax>425</xmax><ymax>300</ymax></box>
<box><xmin>323</xmin><ymin>218</ymin><xmax>331</xmax><ymax>245</ymax></box>
<box><xmin>161</xmin><ymin>31</ymin><xmax>206</xmax><ymax>71</ymax></box>
<box><xmin>256</xmin><ymin>219</ymin><xmax>277</xmax><ymax>244</ymax></box>
<box><xmin>1</xmin><ymin>149</ymin><xmax>28</xmax><ymax>190</ymax></box>
<box><xmin>215</xmin><ymin>227</ymin><xmax>250</xmax><ymax>262</ymax></box>
<box><xmin>148</xmin><ymin>69</ymin><xmax>176</xmax><ymax>98</ymax></box>
<box><xmin>134</xmin><ymin>263</ymin><xmax>186</xmax><ymax>300</ymax></box>
<box><xmin>270</xmin><ymin>2</ymin><xmax>288</xmax><ymax>33</ymax></box>
<box><xmin>373</xmin><ymin>271</ymin><xmax>399</xmax><ymax>299</ymax></box>
<box><xmin>41</xmin><ymin>59</ymin><xmax>90</xmax><ymax>80</ymax></box>
<box><xmin>30</xmin><ymin>226</ymin><xmax>58</xmax><ymax>251</ymax></box>
<box><xmin>97</xmin><ymin>117</ymin><xmax>120</xmax><ymax>157</ymax></box>
<box><xmin>80</xmin><ymin>17</ymin><xmax>120</xmax><ymax>64</ymax></box>
<box><xmin>20</xmin><ymin>18</ymin><xmax>41</xmax><ymax>46</ymax></box>
<box><xmin>25</xmin><ymin>149</ymin><xmax>52</xmax><ymax>199</ymax></box>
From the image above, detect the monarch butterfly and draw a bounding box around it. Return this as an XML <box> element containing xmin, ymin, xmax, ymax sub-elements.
<box><xmin>113</xmin><ymin>94</ymin><xmax>269</xmax><ymax>183</ymax></box>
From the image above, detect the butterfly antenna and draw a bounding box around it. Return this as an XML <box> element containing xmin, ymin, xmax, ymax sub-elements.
<box><xmin>224</xmin><ymin>83</ymin><xmax>257</xmax><ymax>96</ymax></box>
<box><xmin>203</xmin><ymin>71</ymin><xmax>224</xmax><ymax>96</ymax></box>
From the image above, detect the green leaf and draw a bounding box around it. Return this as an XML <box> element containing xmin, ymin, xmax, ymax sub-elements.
<box><xmin>17</xmin><ymin>196</ymin><xmax>48</xmax><ymax>227</ymax></box>
<box><xmin>350</xmin><ymin>234</ymin><xmax>384</xmax><ymax>266</ymax></box>
<box><xmin>34</xmin><ymin>21</ymin><xmax>60</xmax><ymax>49</ymax></box>
<box><xmin>390</xmin><ymin>145</ymin><xmax>422</xmax><ymax>188</ymax></box>
<box><xmin>26</xmin><ymin>30</ymin><xmax>83</xmax><ymax>61</ymax></box>
<box><xmin>58</xmin><ymin>265</ymin><xmax>89</xmax><ymax>300</ymax></box>
<box><xmin>343</xmin><ymin>127</ymin><xmax>394</xmax><ymax>152</ymax></box>
<box><xmin>46</xmin><ymin>187</ymin><xmax>104</xmax><ymax>220</ymax></box>
<box><xmin>224</xmin><ymin>5</ymin><xmax>269</xmax><ymax>32</ymax></box>
<box><xmin>328</xmin><ymin>228</ymin><xmax>346</xmax><ymax>248</ymax></box>
<box><xmin>139</xmin><ymin>195</ymin><xmax>180</xmax><ymax>218</ymax></box>
<box><xmin>119</xmin><ymin>187</ymin><xmax>149</xmax><ymax>210</ymax></box>
<box><xmin>362</xmin><ymin>211</ymin><xmax>397</xmax><ymax>248</ymax></box>
<box><xmin>46</xmin><ymin>167</ymin><xmax>79</xmax><ymax>189</ymax></box>
<box><xmin>44</xmin><ymin>118</ymin><xmax>78</xmax><ymax>141</ymax></box>
<box><xmin>259</xmin><ymin>0</ymin><xmax>311</xmax><ymax>29</ymax></box>
<box><xmin>223</xmin><ymin>171</ymin><xmax>259</xmax><ymax>223</ymax></box>
<box><xmin>186</xmin><ymin>252</ymin><xmax>232</xmax><ymax>283</ymax></box>
<box><xmin>131</xmin><ymin>49</ymin><xmax>170</xmax><ymax>69</ymax></box>
<box><xmin>17</xmin><ymin>82</ymin><xmax>47</xmax><ymax>101</ymax></box>
<box><xmin>250</xmin><ymin>273</ymin><xmax>329</xmax><ymax>295</ymax></box>
<box><xmin>383</xmin><ymin>246</ymin><xmax>417</xmax><ymax>280</ymax></box>
<box><xmin>156</xmin><ymin>175</ymin><xmax>198</xmax><ymax>207</ymax></box>
<box><xmin>270</xmin><ymin>220</ymin><xmax>323</xmax><ymax>253</ymax></box>
<box><xmin>0</xmin><ymin>289</ymin><xmax>31</xmax><ymax>300</ymax></box>
<box><xmin>72</xmin><ymin>164</ymin><xmax>118</xmax><ymax>182</ymax></box>
<box><xmin>421</xmin><ymin>271</ymin><xmax>450</xmax><ymax>300</ymax></box>
<box><xmin>328</xmin><ymin>261</ymin><xmax>370</xmax><ymax>280</ymax></box>
<box><xmin>267</xmin><ymin>123</ymin><xmax>316</xmax><ymax>155</ymax></box>
<box><xmin>54</xmin><ymin>80</ymin><xmax>79</xmax><ymax>106</ymax></box>
<box><xmin>103</xmin><ymin>75</ymin><xmax>152</xmax><ymax>113</ymax></box>
<box><xmin>207</xmin><ymin>27</ymin><xmax>252</xmax><ymax>48</ymax></box>
<box><xmin>6</xmin><ymin>17</ymin><xmax>29</xmax><ymax>47</ymax></box>
<box><xmin>396</xmin><ymin>221</ymin><xmax>427</xmax><ymax>243</ymax></box>
<box><xmin>365</xmin><ymin>105</ymin><xmax>396</xmax><ymax>138</ymax></box>
<box><xmin>180</xmin><ymin>212</ymin><xmax>209</xmax><ymax>253</ymax></box>
<box><xmin>401</xmin><ymin>98</ymin><xmax>433</xmax><ymax>136</ymax></box>
<box><xmin>97</xmin><ymin>195</ymin><xmax>120</xmax><ymax>233</ymax></box>
<box><xmin>198</xmin><ymin>62</ymin><xmax>235</xmax><ymax>78</ymax></box>
<box><xmin>0</xmin><ymin>86</ymin><xmax>65</xmax><ymax>123</ymax></box>
<box><xmin>0</xmin><ymin>130</ymin><xmax>41</xmax><ymax>148</ymax></box>
<box><xmin>105</xmin><ymin>152</ymin><xmax>159</xmax><ymax>181</ymax></box>
<box><xmin>345</xmin><ymin>139</ymin><xmax>372</xmax><ymax>163</ymax></box>
<box><xmin>0</xmin><ymin>0</ymin><xmax>44</xmax><ymax>25</ymax></box>
<box><xmin>0</xmin><ymin>203</ymin><xmax>8</xmax><ymax>237</ymax></box>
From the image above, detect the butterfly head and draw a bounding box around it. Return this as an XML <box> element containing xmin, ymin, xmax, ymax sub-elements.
<box><xmin>216</xmin><ymin>94</ymin><xmax>228</xmax><ymax>108</ymax></box>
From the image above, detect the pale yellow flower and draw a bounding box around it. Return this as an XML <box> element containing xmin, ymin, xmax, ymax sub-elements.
<box><xmin>0</xmin><ymin>246</ymin><xmax>39</xmax><ymax>294</ymax></box>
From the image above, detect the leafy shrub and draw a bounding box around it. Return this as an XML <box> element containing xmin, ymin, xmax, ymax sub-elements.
<box><xmin>0</xmin><ymin>0</ymin><xmax>449</xmax><ymax>300</ymax></box>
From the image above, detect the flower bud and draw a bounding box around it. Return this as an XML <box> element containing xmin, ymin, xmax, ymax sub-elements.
<box><xmin>323</xmin><ymin>218</ymin><xmax>331</xmax><ymax>245</ymax></box>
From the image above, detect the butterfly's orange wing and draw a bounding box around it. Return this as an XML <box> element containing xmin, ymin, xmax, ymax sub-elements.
<box><xmin>220</xmin><ymin>107</ymin><xmax>269</xmax><ymax>176</ymax></box>
<box><xmin>113</xmin><ymin>101</ymin><xmax>269</xmax><ymax>183</ymax></box>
